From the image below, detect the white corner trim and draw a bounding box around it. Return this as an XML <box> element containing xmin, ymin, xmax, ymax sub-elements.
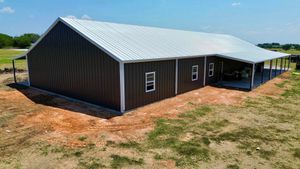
<box><xmin>119</xmin><ymin>62</ymin><xmax>125</xmax><ymax>113</ymax></box>
<box><xmin>26</xmin><ymin>54</ymin><xmax>31</xmax><ymax>86</ymax></box>
<box><xmin>251</xmin><ymin>63</ymin><xmax>255</xmax><ymax>89</ymax></box>
<box><xmin>203</xmin><ymin>56</ymin><xmax>207</xmax><ymax>86</ymax></box>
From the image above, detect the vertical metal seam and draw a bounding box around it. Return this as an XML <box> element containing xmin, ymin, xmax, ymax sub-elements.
<box><xmin>203</xmin><ymin>56</ymin><xmax>207</xmax><ymax>86</ymax></box>
<box><xmin>175</xmin><ymin>59</ymin><xmax>178</xmax><ymax>95</ymax></box>
<box><xmin>120</xmin><ymin>62</ymin><xmax>125</xmax><ymax>112</ymax></box>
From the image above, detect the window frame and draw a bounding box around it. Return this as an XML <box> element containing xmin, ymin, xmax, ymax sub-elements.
<box><xmin>208</xmin><ymin>63</ymin><xmax>214</xmax><ymax>77</ymax></box>
<box><xmin>191</xmin><ymin>65</ymin><xmax>199</xmax><ymax>81</ymax></box>
<box><xmin>145</xmin><ymin>72</ymin><xmax>156</xmax><ymax>93</ymax></box>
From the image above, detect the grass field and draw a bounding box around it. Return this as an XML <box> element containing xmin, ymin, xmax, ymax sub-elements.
<box><xmin>0</xmin><ymin>49</ymin><xmax>26</xmax><ymax>70</ymax></box>
<box><xmin>0</xmin><ymin>71</ymin><xmax>299</xmax><ymax>168</ymax></box>
<box><xmin>267</xmin><ymin>48</ymin><xmax>300</xmax><ymax>55</ymax></box>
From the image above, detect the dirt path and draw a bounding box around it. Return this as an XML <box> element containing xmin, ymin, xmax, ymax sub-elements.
<box><xmin>0</xmin><ymin>73</ymin><xmax>287</xmax><ymax>147</ymax></box>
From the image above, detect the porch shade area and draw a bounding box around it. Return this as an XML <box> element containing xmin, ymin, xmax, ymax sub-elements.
<box><xmin>215</xmin><ymin>55</ymin><xmax>291</xmax><ymax>90</ymax></box>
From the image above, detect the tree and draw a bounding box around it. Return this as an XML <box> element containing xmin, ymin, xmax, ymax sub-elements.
<box><xmin>21</xmin><ymin>33</ymin><xmax>40</xmax><ymax>43</ymax></box>
<box><xmin>282</xmin><ymin>44</ymin><xmax>292</xmax><ymax>51</ymax></box>
<box><xmin>13</xmin><ymin>36</ymin><xmax>31</xmax><ymax>48</ymax></box>
<box><xmin>0</xmin><ymin>33</ymin><xmax>14</xmax><ymax>48</ymax></box>
<box><xmin>294</xmin><ymin>44</ymin><xmax>300</xmax><ymax>50</ymax></box>
<box><xmin>12</xmin><ymin>33</ymin><xmax>40</xmax><ymax>48</ymax></box>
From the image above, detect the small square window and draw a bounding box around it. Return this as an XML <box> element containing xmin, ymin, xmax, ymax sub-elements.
<box><xmin>145</xmin><ymin>72</ymin><xmax>155</xmax><ymax>92</ymax></box>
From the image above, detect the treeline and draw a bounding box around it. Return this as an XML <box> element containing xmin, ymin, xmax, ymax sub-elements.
<box><xmin>0</xmin><ymin>33</ymin><xmax>40</xmax><ymax>49</ymax></box>
<box><xmin>257</xmin><ymin>43</ymin><xmax>300</xmax><ymax>51</ymax></box>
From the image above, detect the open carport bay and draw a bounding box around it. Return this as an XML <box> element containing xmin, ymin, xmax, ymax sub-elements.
<box><xmin>214</xmin><ymin>56</ymin><xmax>291</xmax><ymax>90</ymax></box>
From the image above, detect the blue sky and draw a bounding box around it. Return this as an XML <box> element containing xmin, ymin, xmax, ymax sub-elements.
<box><xmin>0</xmin><ymin>0</ymin><xmax>299</xmax><ymax>44</ymax></box>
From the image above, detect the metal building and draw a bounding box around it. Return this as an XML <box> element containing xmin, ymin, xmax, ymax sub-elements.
<box><xmin>14</xmin><ymin>17</ymin><xmax>290</xmax><ymax>113</ymax></box>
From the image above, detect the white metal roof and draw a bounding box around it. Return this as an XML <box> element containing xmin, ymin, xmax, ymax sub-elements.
<box><xmin>46</xmin><ymin>17</ymin><xmax>291</xmax><ymax>63</ymax></box>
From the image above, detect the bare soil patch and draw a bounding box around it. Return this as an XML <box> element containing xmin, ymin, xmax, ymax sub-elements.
<box><xmin>0</xmin><ymin>72</ymin><xmax>288</xmax><ymax>148</ymax></box>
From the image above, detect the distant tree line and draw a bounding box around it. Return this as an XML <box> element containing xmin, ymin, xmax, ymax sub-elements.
<box><xmin>0</xmin><ymin>33</ymin><xmax>40</xmax><ymax>49</ymax></box>
<box><xmin>257</xmin><ymin>43</ymin><xmax>300</xmax><ymax>51</ymax></box>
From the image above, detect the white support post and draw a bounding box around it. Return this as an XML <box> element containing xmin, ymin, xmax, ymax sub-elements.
<box><xmin>175</xmin><ymin>59</ymin><xmax>178</xmax><ymax>95</ymax></box>
<box><xmin>119</xmin><ymin>62</ymin><xmax>125</xmax><ymax>113</ymax></box>
<box><xmin>288</xmin><ymin>56</ymin><xmax>291</xmax><ymax>70</ymax></box>
<box><xmin>26</xmin><ymin>54</ymin><xmax>31</xmax><ymax>86</ymax></box>
<box><xmin>269</xmin><ymin>60</ymin><xmax>273</xmax><ymax>80</ymax></box>
<box><xmin>203</xmin><ymin>56</ymin><xmax>207</xmax><ymax>86</ymax></box>
<box><xmin>251</xmin><ymin>63</ymin><xmax>255</xmax><ymax>90</ymax></box>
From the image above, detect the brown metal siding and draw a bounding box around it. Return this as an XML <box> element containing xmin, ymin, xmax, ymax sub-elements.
<box><xmin>206</xmin><ymin>56</ymin><xmax>222</xmax><ymax>85</ymax></box>
<box><xmin>124</xmin><ymin>60</ymin><xmax>176</xmax><ymax>110</ymax></box>
<box><xmin>27</xmin><ymin>21</ymin><xmax>120</xmax><ymax>111</ymax></box>
<box><xmin>222</xmin><ymin>58</ymin><xmax>249</xmax><ymax>73</ymax></box>
<box><xmin>205</xmin><ymin>56</ymin><xmax>251</xmax><ymax>85</ymax></box>
<box><xmin>206</xmin><ymin>56</ymin><xmax>221</xmax><ymax>85</ymax></box>
<box><xmin>177</xmin><ymin>57</ymin><xmax>204</xmax><ymax>94</ymax></box>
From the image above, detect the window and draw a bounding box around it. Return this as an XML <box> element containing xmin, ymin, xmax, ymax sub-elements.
<box><xmin>145</xmin><ymin>72</ymin><xmax>155</xmax><ymax>92</ymax></box>
<box><xmin>209</xmin><ymin>63</ymin><xmax>214</xmax><ymax>77</ymax></box>
<box><xmin>192</xmin><ymin>65</ymin><xmax>198</xmax><ymax>81</ymax></box>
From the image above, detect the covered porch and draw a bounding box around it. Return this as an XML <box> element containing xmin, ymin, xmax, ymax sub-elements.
<box><xmin>214</xmin><ymin>55</ymin><xmax>291</xmax><ymax>90</ymax></box>
<box><xmin>11</xmin><ymin>54</ymin><xmax>29</xmax><ymax>86</ymax></box>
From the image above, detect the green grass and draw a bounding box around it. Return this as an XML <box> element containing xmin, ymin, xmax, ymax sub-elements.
<box><xmin>227</xmin><ymin>164</ymin><xmax>240</xmax><ymax>169</ymax></box>
<box><xmin>293</xmin><ymin>148</ymin><xmax>300</xmax><ymax>159</ymax></box>
<box><xmin>1</xmin><ymin>70</ymin><xmax>300</xmax><ymax>168</ymax></box>
<box><xmin>0</xmin><ymin>49</ymin><xmax>26</xmax><ymax>70</ymax></box>
<box><xmin>110</xmin><ymin>155</ymin><xmax>143</xmax><ymax>168</ymax></box>
<box><xmin>78</xmin><ymin>136</ymin><xmax>88</xmax><ymax>141</ymax></box>
<box><xmin>267</xmin><ymin>48</ymin><xmax>300</xmax><ymax>55</ymax></box>
<box><xmin>118</xmin><ymin>141</ymin><xmax>143</xmax><ymax>151</ymax></box>
<box><xmin>78</xmin><ymin>158</ymin><xmax>105</xmax><ymax>169</ymax></box>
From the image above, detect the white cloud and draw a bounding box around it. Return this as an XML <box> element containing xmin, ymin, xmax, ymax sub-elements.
<box><xmin>0</xmin><ymin>0</ymin><xmax>4</xmax><ymax>3</ymax></box>
<box><xmin>81</xmin><ymin>14</ymin><xmax>92</xmax><ymax>20</ymax></box>
<box><xmin>65</xmin><ymin>15</ymin><xmax>77</xmax><ymax>19</ymax></box>
<box><xmin>232</xmin><ymin>2</ymin><xmax>241</xmax><ymax>7</ymax></box>
<box><xmin>0</xmin><ymin>6</ymin><xmax>15</xmax><ymax>14</ymax></box>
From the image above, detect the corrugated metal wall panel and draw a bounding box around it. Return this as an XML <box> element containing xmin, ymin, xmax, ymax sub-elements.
<box><xmin>27</xmin><ymin>21</ymin><xmax>120</xmax><ymax>111</ymax></box>
<box><xmin>177</xmin><ymin>57</ymin><xmax>205</xmax><ymax>94</ymax></box>
<box><xmin>205</xmin><ymin>56</ymin><xmax>249</xmax><ymax>85</ymax></box>
<box><xmin>124</xmin><ymin>60</ymin><xmax>176</xmax><ymax>110</ymax></box>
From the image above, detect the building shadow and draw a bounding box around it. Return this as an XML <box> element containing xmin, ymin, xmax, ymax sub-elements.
<box><xmin>7</xmin><ymin>83</ymin><xmax>121</xmax><ymax>119</ymax></box>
